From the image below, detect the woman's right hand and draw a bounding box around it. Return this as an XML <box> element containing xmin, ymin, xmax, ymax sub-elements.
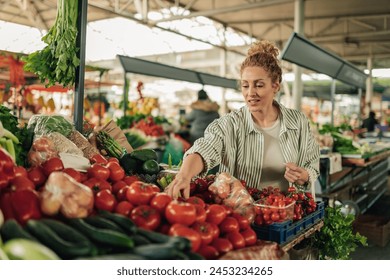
<box><xmin>164</xmin><ymin>173</ymin><xmax>191</xmax><ymax>199</ymax></box>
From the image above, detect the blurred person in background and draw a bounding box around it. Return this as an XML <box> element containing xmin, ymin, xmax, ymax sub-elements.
<box><xmin>361</xmin><ymin>111</ymin><xmax>379</xmax><ymax>132</ymax></box>
<box><xmin>184</xmin><ymin>89</ymin><xmax>220</xmax><ymax>144</ymax></box>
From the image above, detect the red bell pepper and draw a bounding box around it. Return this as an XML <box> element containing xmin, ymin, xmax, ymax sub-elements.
<box><xmin>0</xmin><ymin>189</ymin><xmax>41</xmax><ymax>225</ymax></box>
<box><xmin>0</xmin><ymin>148</ymin><xmax>15</xmax><ymax>189</ymax></box>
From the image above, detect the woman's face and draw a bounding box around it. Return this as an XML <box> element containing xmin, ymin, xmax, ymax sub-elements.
<box><xmin>241</xmin><ymin>66</ymin><xmax>279</xmax><ymax>112</ymax></box>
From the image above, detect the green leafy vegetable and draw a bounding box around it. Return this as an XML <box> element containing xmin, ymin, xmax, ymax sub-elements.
<box><xmin>22</xmin><ymin>0</ymin><xmax>79</xmax><ymax>87</ymax></box>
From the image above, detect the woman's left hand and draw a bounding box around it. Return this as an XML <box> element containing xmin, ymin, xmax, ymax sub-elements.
<box><xmin>284</xmin><ymin>162</ymin><xmax>309</xmax><ymax>186</ymax></box>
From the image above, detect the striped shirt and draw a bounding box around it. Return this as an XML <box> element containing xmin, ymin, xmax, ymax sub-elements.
<box><xmin>184</xmin><ymin>101</ymin><xmax>320</xmax><ymax>192</ymax></box>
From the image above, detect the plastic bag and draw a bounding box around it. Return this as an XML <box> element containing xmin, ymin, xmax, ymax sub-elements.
<box><xmin>27</xmin><ymin>136</ymin><xmax>58</xmax><ymax>167</ymax></box>
<box><xmin>39</xmin><ymin>171</ymin><xmax>94</xmax><ymax>218</ymax></box>
<box><xmin>46</xmin><ymin>132</ymin><xmax>84</xmax><ymax>156</ymax></box>
<box><xmin>27</xmin><ymin>114</ymin><xmax>74</xmax><ymax>138</ymax></box>
<box><xmin>208</xmin><ymin>172</ymin><xmax>256</xmax><ymax>223</ymax></box>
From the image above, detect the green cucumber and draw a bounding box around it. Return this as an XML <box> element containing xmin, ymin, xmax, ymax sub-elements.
<box><xmin>25</xmin><ymin>219</ymin><xmax>93</xmax><ymax>259</ymax></box>
<box><xmin>141</xmin><ymin>159</ymin><xmax>160</xmax><ymax>175</ymax></box>
<box><xmin>131</xmin><ymin>234</ymin><xmax>152</xmax><ymax>246</ymax></box>
<box><xmin>67</xmin><ymin>218</ymin><xmax>134</xmax><ymax>249</ymax></box>
<box><xmin>0</xmin><ymin>219</ymin><xmax>37</xmax><ymax>242</ymax></box>
<box><xmin>136</xmin><ymin>228</ymin><xmax>191</xmax><ymax>251</ymax></box>
<box><xmin>130</xmin><ymin>149</ymin><xmax>158</xmax><ymax>162</ymax></box>
<box><xmin>76</xmin><ymin>253</ymin><xmax>146</xmax><ymax>260</ymax></box>
<box><xmin>84</xmin><ymin>216</ymin><xmax>126</xmax><ymax>234</ymax></box>
<box><xmin>119</xmin><ymin>153</ymin><xmax>142</xmax><ymax>174</ymax></box>
<box><xmin>97</xmin><ymin>210</ymin><xmax>137</xmax><ymax>235</ymax></box>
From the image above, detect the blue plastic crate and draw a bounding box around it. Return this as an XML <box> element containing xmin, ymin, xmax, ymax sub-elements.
<box><xmin>252</xmin><ymin>201</ymin><xmax>325</xmax><ymax>244</ymax></box>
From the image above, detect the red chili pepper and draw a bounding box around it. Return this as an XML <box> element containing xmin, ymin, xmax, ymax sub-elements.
<box><xmin>0</xmin><ymin>189</ymin><xmax>41</xmax><ymax>225</ymax></box>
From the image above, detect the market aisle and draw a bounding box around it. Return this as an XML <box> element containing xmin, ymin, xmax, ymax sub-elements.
<box><xmin>350</xmin><ymin>177</ymin><xmax>390</xmax><ymax>260</ymax></box>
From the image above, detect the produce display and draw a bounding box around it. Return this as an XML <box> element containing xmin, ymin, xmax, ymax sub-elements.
<box><xmin>0</xmin><ymin>104</ymin><xmax>325</xmax><ymax>260</ymax></box>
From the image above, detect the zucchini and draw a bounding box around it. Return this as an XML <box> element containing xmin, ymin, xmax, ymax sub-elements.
<box><xmin>131</xmin><ymin>234</ymin><xmax>152</xmax><ymax>246</ymax></box>
<box><xmin>25</xmin><ymin>219</ymin><xmax>93</xmax><ymax>259</ymax></box>
<box><xmin>130</xmin><ymin>149</ymin><xmax>158</xmax><ymax>162</ymax></box>
<box><xmin>136</xmin><ymin>228</ymin><xmax>191</xmax><ymax>251</ymax></box>
<box><xmin>75</xmin><ymin>253</ymin><xmax>146</xmax><ymax>260</ymax></box>
<box><xmin>84</xmin><ymin>216</ymin><xmax>126</xmax><ymax>234</ymax></box>
<box><xmin>0</xmin><ymin>219</ymin><xmax>37</xmax><ymax>242</ymax></box>
<box><xmin>129</xmin><ymin>243</ymin><xmax>182</xmax><ymax>260</ymax></box>
<box><xmin>119</xmin><ymin>153</ymin><xmax>142</xmax><ymax>174</ymax></box>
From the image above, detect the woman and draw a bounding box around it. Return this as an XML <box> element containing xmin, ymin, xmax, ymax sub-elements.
<box><xmin>166</xmin><ymin>40</ymin><xmax>320</xmax><ymax>199</ymax></box>
<box><xmin>184</xmin><ymin>89</ymin><xmax>220</xmax><ymax>144</ymax></box>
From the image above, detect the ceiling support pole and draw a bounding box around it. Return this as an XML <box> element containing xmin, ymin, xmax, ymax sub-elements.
<box><xmin>365</xmin><ymin>56</ymin><xmax>373</xmax><ymax>117</ymax></box>
<box><xmin>292</xmin><ymin>0</ymin><xmax>304</xmax><ymax>110</ymax></box>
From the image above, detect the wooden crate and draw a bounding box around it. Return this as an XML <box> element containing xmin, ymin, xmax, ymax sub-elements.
<box><xmin>353</xmin><ymin>214</ymin><xmax>390</xmax><ymax>247</ymax></box>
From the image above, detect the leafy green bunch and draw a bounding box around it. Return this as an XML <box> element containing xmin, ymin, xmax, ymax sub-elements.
<box><xmin>313</xmin><ymin>206</ymin><xmax>367</xmax><ymax>260</ymax></box>
<box><xmin>23</xmin><ymin>0</ymin><xmax>79</xmax><ymax>87</ymax></box>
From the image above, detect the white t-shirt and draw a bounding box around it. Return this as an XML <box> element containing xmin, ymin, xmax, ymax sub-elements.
<box><xmin>254</xmin><ymin>117</ymin><xmax>289</xmax><ymax>192</ymax></box>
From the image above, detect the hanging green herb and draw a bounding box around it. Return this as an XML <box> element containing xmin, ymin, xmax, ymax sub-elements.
<box><xmin>22</xmin><ymin>0</ymin><xmax>79</xmax><ymax>88</ymax></box>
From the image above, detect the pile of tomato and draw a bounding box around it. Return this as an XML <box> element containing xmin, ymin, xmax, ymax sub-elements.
<box><xmin>132</xmin><ymin>116</ymin><xmax>165</xmax><ymax>137</ymax></box>
<box><xmin>248</xmin><ymin>186</ymin><xmax>318</xmax><ymax>226</ymax></box>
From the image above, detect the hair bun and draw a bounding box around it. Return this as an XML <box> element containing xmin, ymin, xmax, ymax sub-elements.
<box><xmin>247</xmin><ymin>40</ymin><xmax>279</xmax><ymax>58</ymax></box>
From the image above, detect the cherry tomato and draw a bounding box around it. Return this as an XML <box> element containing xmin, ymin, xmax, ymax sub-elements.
<box><xmin>165</xmin><ymin>200</ymin><xmax>197</xmax><ymax>226</ymax></box>
<box><xmin>169</xmin><ymin>224</ymin><xmax>201</xmax><ymax>252</ymax></box>
<box><xmin>211</xmin><ymin>238</ymin><xmax>233</xmax><ymax>254</ymax></box>
<box><xmin>150</xmin><ymin>192</ymin><xmax>172</xmax><ymax>214</ymax></box>
<box><xmin>254</xmin><ymin>214</ymin><xmax>264</xmax><ymax>226</ymax></box>
<box><xmin>197</xmin><ymin>245</ymin><xmax>219</xmax><ymax>259</ymax></box>
<box><xmin>106</xmin><ymin>161</ymin><xmax>125</xmax><ymax>182</ymax></box>
<box><xmin>87</xmin><ymin>164</ymin><xmax>110</xmax><ymax>181</ymax></box>
<box><xmin>205</xmin><ymin>204</ymin><xmax>227</xmax><ymax>225</ymax></box>
<box><xmin>62</xmin><ymin>168</ymin><xmax>82</xmax><ymax>183</ymax></box>
<box><xmin>226</xmin><ymin>231</ymin><xmax>246</xmax><ymax>250</ymax></box>
<box><xmin>219</xmin><ymin>216</ymin><xmax>239</xmax><ymax>234</ymax></box>
<box><xmin>240</xmin><ymin>228</ymin><xmax>257</xmax><ymax>246</ymax></box>
<box><xmin>271</xmin><ymin>212</ymin><xmax>281</xmax><ymax>222</ymax></box>
<box><xmin>41</xmin><ymin>157</ymin><xmax>64</xmax><ymax>177</ymax></box>
<box><xmin>27</xmin><ymin>166</ymin><xmax>46</xmax><ymax>188</ymax></box>
<box><xmin>191</xmin><ymin>221</ymin><xmax>215</xmax><ymax>246</ymax></box>
<box><xmin>114</xmin><ymin>201</ymin><xmax>134</xmax><ymax>216</ymax></box>
<box><xmin>94</xmin><ymin>189</ymin><xmax>117</xmax><ymax>212</ymax></box>
<box><xmin>126</xmin><ymin>181</ymin><xmax>159</xmax><ymax>206</ymax></box>
<box><xmin>13</xmin><ymin>166</ymin><xmax>28</xmax><ymax>178</ymax></box>
<box><xmin>130</xmin><ymin>205</ymin><xmax>161</xmax><ymax>231</ymax></box>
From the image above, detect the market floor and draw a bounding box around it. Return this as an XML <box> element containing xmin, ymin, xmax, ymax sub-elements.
<box><xmin>350</xmin><ymin>178</ymin><xmax>390</xmax><ymax>260</ymax></box>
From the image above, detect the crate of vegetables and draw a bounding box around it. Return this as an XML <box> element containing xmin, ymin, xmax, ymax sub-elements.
<box><xmin>252</xmin><ymin>201</ymin><xmax>325</xmax><ymax>244</ymax></box>
<box><xmin>253</xmin><ymin>197</ymin><xmax>295</xmax><ymax>223</ymax></box>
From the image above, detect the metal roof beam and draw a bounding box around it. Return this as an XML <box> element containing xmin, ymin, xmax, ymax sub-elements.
<box><xmin>15</xmin><ymin>0</ymin><xmax>48</xmax><ymax>30</ymax></box>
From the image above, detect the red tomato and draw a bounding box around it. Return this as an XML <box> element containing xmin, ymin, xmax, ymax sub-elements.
<box><xmin>10</xmin><ymin>176</ymin><xmax>35</xmax><ymax>191</ymax></box>
<box><xmin>111</xmin><ymin>180</ymin><xmax>127</xmax><ymax>194</ymax></box>
<box><xmin>114</xmin><ymin>201</ymin><xmax>134</xmax><ymax>216</ymax></box>
<box><xmin>221</xmin><ymin>205</ymin><xmax>233</xmax><ymax>216</ymax></box>
<box><xmin>89</xmin><ymin>154</ymin><xmax>108</xmax><ymax>165</ymax></box>
<box><xmin>186</xmin><ymin>196</ymin><xmax>206</xmax><ymax>209</ymax></box>
<box><xmin>106</xmin><ymin>161</ymin><xmax>125</xmax><ymax>182</ymax></box>
<box><xmin>150</xmin><ymin>193</ymin><xmax>172</xmax><ymax>214</ymax></box>
<box><xmin>123</xmin><ymin>175</ymin><xmax>141</xmax><ymax>186</ymax></box>
<box><xmin>240</xmin><ymin>228</ymin><xmax>257</xmax><ymax>246</ymax></box>
<box><xmin>62</xmin><ymin>168</ymin><xmax>82</xmax><ymax>183</ymax></box>
<box><xmin>27</xmin><ymin>166</ymin><xmax>46</xmax><ymax>187</ymax></box>
<box><xmin>169</xmin><ymin>224</ymin><xmax>201</xmax><ymax>252</ymax></box>
<box><xmin>116</xmin><ymin>185</ymin><xmax>130</xmax><ymax>201</ymax></box>
<box><xmin>219</xmin><ymin>216</ymin><xmax>239</xmax><ymax>234</ymax></box>
<box><xmin>254</xmin><ymin>214</ymin><xmax>264</xmax><ymax>226</ymax></box>
<box><xmin>83</xmin><ymin>177</ymin><xmax>112</xmax><ymax>195</ymax></box>
<box><xmin>126</xmin><ymin>181</ymin><xmax>159</xmax><ymax>206</ymax></box>
<box><xmin>205</xmin><ymin>204</ymin><xmax>227</xmax><ymax>225</ymax></box>
<box><xmin>197</xmin><ymin>245</ymin><xmax>219</xmax><ymax>260</ymax></box>
<box><xmin>130</xmin><ymin>205</ymin><xmax>161</xmax><ymax>231</ymax></box>
<box><xmin>41</xmin><ymin>157</ymin><xmax>64</xmax><ymax>177</ymax></box>
<box><xmin>165</xmin><ymin>200</ymin><xmax>197</xmax><ymax>226</ymax></box>
<box><xmin>13</xmin><ymin>166</ymin><xmax>28</xmax><ymax>178</ymax></box>
<box><xmin>226</xmin><ymin>231</ymin><xmax>246</xmax><ymax>250</ymax></box>
<box><xmin>208</xmin><ymin>222</ymin><xmax>220</xmax><ymax>240</ymax></box>
<box><xmin>94</xmin><ymin>189</ymin><xmax>117</xmax><ymax>212</ymax></box>
<box><xmin>211</xmin><ymin>238</ymin><xmax>233</xmax><ymax>254</ymax></box>
<box><xmin>107</xmin><ymin>157</ymin><xmax>120</xmax><ymax>164</ymax></box>
<box><xmin>194</xmin><ymin>205</ymin><xmax>207</xmax><ymax>223</ymax></box>
<box><xmin>191</xmin><ymin>221</ymin><xmax>215</xmax><ymax>246</ymax></box>
<box><xmin>87</xmin><ymin>164</ymin><xmax>110</xmax><ymax>181</ymax></box>
<box><xmin>231</xmin><ymin>213</ymin><xmax>250</xmax><ymax>230</ymax></box>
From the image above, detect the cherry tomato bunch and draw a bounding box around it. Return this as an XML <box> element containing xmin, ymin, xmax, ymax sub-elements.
<box><xmin>251</xmin><ymin>186</ymin><xmax>318</xmax><ymax>225</ymax></box>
